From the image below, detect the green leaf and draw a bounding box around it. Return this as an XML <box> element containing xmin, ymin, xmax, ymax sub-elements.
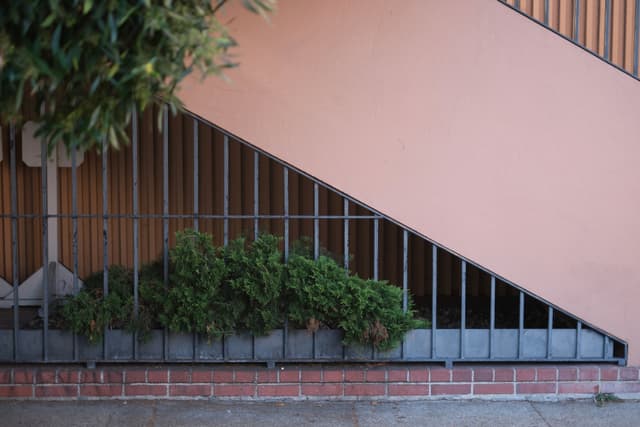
<box><xmin>107</xmin><ymin>62</ymin><xmax>119</xmax><ymax>78</ymax></box>
<box><xmin>108</xmin><ymin>13</ymin><xmax>117</xmax><ymax>43</ymax></box>
<box><xmin>51</xmin><ymin>24</ymin><xmax>61</xmax><ymax>56</ymax></box>
<box><xmin>27</xmin><ymin>50</ymin><xmax>56</xmax><ymax>78</ymax></box>
<box><xmin>89</xmin><ymin>76</ymin><xmax>101</xmax><ymax>94</ymax></box>
<box><xmin>83</xmin><ymin>0</ymin><xmax>93</xmax><ymax>14</ymax></box>
<box><xmin>108</xmin><ymin>126</ymin><xmax>118</xmax><ymax>148</ymax></box>
<box><xmin>117</xmin><ymin>6</ymin><xmax>139</xmax><ymax>27</ymax></box>
<box><xmin>89</xmin><ymin>106</ymin><xmax>101</xmax><ymax>128</ymax></box>
<box><xmin>14</xmin><ymin>78</ymin><xmax>25</xmax><ymax>112</ymax></box>
<box><xmin>41</xmin><ymin>13</ymin><xmax>56</xmax><ymax>28</ymax></box>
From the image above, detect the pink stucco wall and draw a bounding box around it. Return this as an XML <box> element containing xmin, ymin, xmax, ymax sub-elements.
<box><xmin>180</xmin><ymin>1</ymin><xmax>640</xmax><ymax>363</ymax></box>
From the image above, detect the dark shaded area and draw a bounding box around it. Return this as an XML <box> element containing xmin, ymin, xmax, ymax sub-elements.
<box><xmin>415</xmin><ymin>296</ymin><xmax>576</xmax><ymax>329</ymax></box>
<box><xmin>0</xmin><ymin>307</ymin><xmax>39</xmax><ymax>329</ymax></box>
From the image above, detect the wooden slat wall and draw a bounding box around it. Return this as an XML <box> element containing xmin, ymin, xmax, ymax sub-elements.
<box><xmin>505</xmin><ymin>0</ymin><xmax>640</xmax><ymax>75</ymax></box>
<box><xmin>0</xmin><ymin>99</ymin><xmax>43</xmax><ymax>283</ymax></box>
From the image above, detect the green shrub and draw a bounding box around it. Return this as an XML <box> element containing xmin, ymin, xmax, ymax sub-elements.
<box><xmin>59</xmin><ymin>230</ymin><xmax>424</xmax><ymax>351</ymax></box>
<box><xmin>161</xmin><ymin>229</ymin><xmax>233</xmax><ymax>338</ymax></box>
<box><xmin>81</xmin><ymin>265</ymin><xmax>130</xmax><ymax>296</ymax></box>
<box><xmin>285</xmin><ymin>254</ymin><xmax>349</xmax><ymax>330</ymax></box>
<box><xmin>132</xmin><ymin>261</ymin><xmax>165</xmax><ymax>341</ymax></box>
<box><xmin>60</xmin><ymin>267</ymin><xmax>133</xmax><ymax>343</ymax></box>
<box><xmin>285</xmin><ymin>253</ymin><xmax>422</xmax><ymax>351</ymax></box>
<box><xmin>223</xmin><ymin>234</ymin><xmax>284</xmax><ymax>335</ymax></box>
<box><xmin>338</xmin><ymin>277</ymin><xmax>418</xmax><ymax>351</ymax></box>
<box><xmin>59</xmin><ymin>263</ymin><xmax>164</xmax><ymax>343</ymax></box>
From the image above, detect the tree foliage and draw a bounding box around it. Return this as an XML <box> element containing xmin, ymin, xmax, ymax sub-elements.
<box><xmin>0</xmin><ymin>0</ymin><xmax>274</xmax><ymax>151</ymax></box>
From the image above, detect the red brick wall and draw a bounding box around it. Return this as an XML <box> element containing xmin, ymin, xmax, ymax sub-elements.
<box><xmin>0</xmin><ymin>365</ymin><xmax>638</xmax><ymax>400</ymax></box>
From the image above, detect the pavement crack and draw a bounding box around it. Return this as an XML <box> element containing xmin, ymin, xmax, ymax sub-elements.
<box><xmin>529</xmin><ymin>401</ymin><xmax>552</xmax><ymax>427</ymax></box>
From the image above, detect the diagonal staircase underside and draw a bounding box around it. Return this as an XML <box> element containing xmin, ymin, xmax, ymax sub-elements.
<box><xmin>179</xmin><ymin>0</ymin><xmax>640</xmax><ymax>363</ymax></box>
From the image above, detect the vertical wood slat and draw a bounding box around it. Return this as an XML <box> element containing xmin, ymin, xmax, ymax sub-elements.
<box><xmin>532</xmin><ymin>0</ymin><xmax>545</xmax><ymax>22</ymax></box>
<box><xmin>611</xmin><ymin>0</ymin><xmax>625</xmax><ymax>65</ymax></box>
<box><xmin>0</xmin><ymin>126</ymin><xmax>12</xmax><ymax>281</ymax></box>
<box><xmin>243</xmin><ymin>146</ymin><xmax>256</xmax><ymax>239</ymax></box>
<box><xmin>558</xmin><ymin>0</ymin><xmax>574</xmax><ymax>37</ymax></box>
<box><xmin>623</xmin><ymin>0</ymin><xmax>636</xmax><ymax>73</ymax></box>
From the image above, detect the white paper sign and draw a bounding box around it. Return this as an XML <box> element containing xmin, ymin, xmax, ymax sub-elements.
<box><xmin>21</xmin><ymin>121</ymin><xmax>84</xmax><ymax>167</ymax></box>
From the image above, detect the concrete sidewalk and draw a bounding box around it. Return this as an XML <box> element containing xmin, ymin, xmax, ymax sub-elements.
<box><xmin>1</xmin><ymin>399</ymin><xmax>639</xmax><ymax>426</ymax></box>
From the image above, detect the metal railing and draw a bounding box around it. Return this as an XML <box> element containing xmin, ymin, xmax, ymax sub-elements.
<box><xmin>0</xmin><ymin>107</ymin><xmax>627</xmax><ymax>365</ymax></box>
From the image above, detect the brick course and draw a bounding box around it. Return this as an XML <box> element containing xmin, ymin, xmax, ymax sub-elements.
<box><xmin>0</xmin><ymin>364</ymin><xmax>636</xmax><ymax>400</ymax></box>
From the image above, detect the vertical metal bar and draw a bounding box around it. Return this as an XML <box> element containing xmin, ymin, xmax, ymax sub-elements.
<box><xmin>489</xmin><ymin>276</ymin><xmax>496</xmax><ymax>358</ymax></box>
<box><xmin>576</xmin><ymin>321</ymin><xmax>582</xmax><ymax>360</ymax></box>
<box><xmin>283</xmin><ymin>318</ymin><xmax>289</xmax><ymax>362</ymax></box>
<box><xmin>547</xmin><ymin>307</ymin><xmax>553</xmax><ymax>359</ymax></box>
<box><xmin>102</xmin><ymin>140</ymin><xmax>109</xmax><ymax>360</ymax></box>
<box><xmin>222</xmin><ymin>335</ymin><xmax>227</xmax><ymax>361</ymax></box>
<box><xmin>193</xmin><ymin>119</ymin><xmax>199</xmax><ymax>232</ymax></box>
<box><xmin>604</xmin><ymin>0</ymin><xmax>612</xmax><ymax>60</ymax></box>
<box><xmin>223</xmin><ymin>135</ymin><xmax>229</xmax><ymax>246</ymax></box>
<box><xmin>283</xmin><ymin>167</ymin><xmax>289</xmax><ymax>261</ymax></box>
<box><xmin>573</xmin><ymin>0</ymin><xmax>581</xmax><ymax>41</ymax></box>
<box><xmin>624</xmin><ymin>343</ymin><xmax>629</xmax><ymax>364</ymax></box>
<box><xmin>252</xmin><ymin>334</ymin><xmax>256</xmax><ymax>361</ymax></box>
<box><xmin>460</xmin><ymin>261</ymin><xmax>466</xmax><ymax>359</ymax></box>
<box><xmin>10</xmin><ymin>124</ymin><xmax>19</xmax><ymax>361</ymax></box>
<box><xmin>253</xmin><ymin>152</ymin><xmax>259</xmax><ymax>241</ymax></box>
<box><xmin>41</xmin><ymin>137</ymin><xmax>49</xmax><ymax>361</ymax></box>
<box><xmin>402</xmin><ymin>230</ymin><xmax>408</xmax><ymax>313</ymax></box>
<box><xmin>71</xmin><ymin>145</ymin><xmax>79</xmax><ymax>361</ymax></box>
<box><xmin>634</xmin><ymin>0</ymin><xmax>640</xmax><ymax>76</ymax></box>
<box><xmin>162</xmin><ymin>106</ymin><xmax>169</xmax><ymax>361</ymax></box>
<box><xmin>604</xmin><ymin>335</ymin><xmax>610</xmax><ymax>358</ymax></box>
<box><xmin>343</xmin><ymin>199</ymin><xmax>349</xmax><ymax>270</ymax></box>
<box><xmin>431</xmin><ymin>245</ymin><xmax>437</xmax><ymax>359</ymax></box>
<box><xmin>313</xmin><ymin>183</ymin><xmax>319</xmax><ymax>260</ymax></box>
<box><xmin>312</xmin><ymin>331</ymin><xmax>317</xmax><ymax>360</ymax></box>
<box><xmin>192</xmin><ymin>119</ymin><xmax>199</xmax><ymax>360</ymax></box>
<box><xmin>514</xmin><ymin>0</ymin><xmax>520</xmax><ymax>10</ymax></box>
<box><xmin>132</xmin><ymin>111</ymin><xmax>140</xmax><ymax>360</ymax></box>
<box><xmin>518</xmin><ymin>292</ymin><xmax>525</xmax><ymax>359</ymax></box>
<box><xmin>373</xmin><ymin>217</ymin><xmax>379</xmax><ymax>280</ymax></box>
<box><xmin>544</xmin><ymin>0</ymin><xmax>549</xmax><ymax>25</ymax></box>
